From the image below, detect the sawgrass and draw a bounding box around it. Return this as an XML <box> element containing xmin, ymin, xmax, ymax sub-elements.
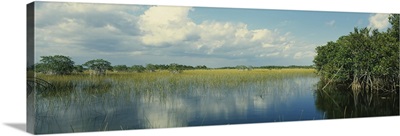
<box><xmin>35</xmin><ymin>68</ymin><xmax>316</xmax><ymax>96</ymax></box>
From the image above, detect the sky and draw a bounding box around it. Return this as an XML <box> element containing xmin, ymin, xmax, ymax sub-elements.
<box><xmin>32</xmin><ymin>2</ymin><xmax>393</xmax><ymax>68</ymax></box>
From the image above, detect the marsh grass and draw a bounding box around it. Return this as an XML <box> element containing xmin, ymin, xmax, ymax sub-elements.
<box><xmin>34</xmin><ymin>68</ymin><xmax>317</xmax><ymax>108</ymax></box>
<box><xmin>33</xmin><ymin>68</ymin><xmax>317</xmax><ymax>133</ymax></box>
<box><xmin>36</xmin><ymin>68</ymin><xmax>316</xmax><ymax>96</ymax></box>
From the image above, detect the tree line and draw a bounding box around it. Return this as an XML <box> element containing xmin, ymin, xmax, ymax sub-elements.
<box><xmin>218</xmin><ymin>65</ymin><xmax>314</xmax><ymax>70</ymax></box>
<box><xmin>32</xmin><ymin>55</ymin><xmax>315</xmax><ymax>76</ymax></box>
<box><xmin>313</xmin><ymin>14</ymin><xmax>399</xmax><ymax>92</ymax></box>
<box><xmin>33</xmin><ymin>55</ymin><xmax>209</xmax><ymax>75</ymax></box>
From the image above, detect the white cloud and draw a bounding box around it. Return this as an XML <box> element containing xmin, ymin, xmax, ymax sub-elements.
<box><xmin>138</xmin><ymin>6</ymin><xmax>196</xmax><ymax>46</ymax></box>
<box><xmin>368</xmin><ymin>13</ymin><xmax>390</xmax><ymax>30</ymax></box>
<box><xmin>250</xmin><ymin>29</ymin><xmax>273</xmax><ymax>41</ymax></box>
<box><xmin>293</xmin><ymin>51</ymin><xmax>316</xmax><ymax>59</ymax></box>
<box><xmin>34</xmin><ymin>3</ymin><xmax>312</xmax><ymax>67</ymax></box>
<box><xmin>259</xmin><ymin>52</ymin><xmax>280</xmax><ymax>57</ymax></box>
<box><xmin>135</xmin><ymin>6</ymin><xmax>300</xmax><ymax>64</ymax></box>
<box><xmin>34</xmin><ymin>2</ymin><xmax>142</xmax><ymax>63</ymax></box>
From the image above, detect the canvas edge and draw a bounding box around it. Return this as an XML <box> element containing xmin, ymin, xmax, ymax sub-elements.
<box><xmin>27</xmin><ymin>1</ymin><xmax>36</xmax><ymax>134</ymax></box>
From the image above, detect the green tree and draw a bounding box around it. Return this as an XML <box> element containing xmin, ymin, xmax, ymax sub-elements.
<box><xmin>83</xmin><ymin>59</ymin><xmax>112</xmax><ymax>76</ymax></box>
<box><xmin>73</xmin><ymin>65</ymin><xmax>84</xmax><ymax>73</ymax></box>
<box><xmin>313</xmin><ymin>14</ymin><xmax>399</xmax><ymax>92</ymax></box>
<box><xmin>113</xmin><ymin>65</ymin><xmax>129</xmax><ymax>72</ymax></box>
<box><xmin>154</xmin><ymin>64</ymin><xmax>168</xmax><ymax>70</ymax></box>
<box><xmin>130</xmin><ymin>65</ymin><xmax>145</xmax><ymax>73</ymax></box>
<box><xmin>34</xmin><ymin>63</ymin><xmax>46</xmax><ymax>73</ymax></box>
<box><xmin>195</xmin><ymin>65</ymin><xmax>207</xmax><ymax>69</ymax></box>
<box><xmin>236</xmin><ymin>65</ymin><xmax>252</xmax><ymax>71</ymax></box>
<box><xmin>36</xmin><ymin>55</ymin><xmax>75</xmax><ymax>75</ymax></box>
<box><xmin>388</xmin><ymin>14</ymin><xmax>399</xmax><ymax>41</ymax></box>
<box><xmin>146</xmin><ymin>64</ymin><xmax>156</xmax><ymax>72</ymax></box>
<box><xmin>247</xmin><ymin>65</ymin><xmax>254</xmax><ymax>71</ymax></box>
<box><xmin>168</xmin><ymin>63</ymin><xmax>183</xmax><ymax>74</ymax></box>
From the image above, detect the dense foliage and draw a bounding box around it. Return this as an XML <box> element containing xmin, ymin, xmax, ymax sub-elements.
<box><xmin>35</xmin><ymin>55</ymin><xmax>75</xmax><ymax>75</ymax></box>
<box><xmin>168</xmin><ymin>63</ymin><xmax>183</xmax><ymax>74</ymax></box>
<box><xmin>113</xmin><ymin>65</ymin><xmax>129</xmax><ymax>72</ymax></box>
<box><xmin>236</xmin><ymin>65</ymin><xmax>253</xmax><ymax>71</ymax></box>
<box><xmin>130</xmin><ymin>65</ymin><xmax>146</xmax><ymax>73</ymax></box>
<box><xmin>73</xmin><ymin>65</ymin><xmax>84</xmax><ymax>73</ymax></box>
<box><xmin>218</xmin><ymin>65</ymin><xmax>314</xmax><ymax>69</ymax></box>
<box><xmin>313</xmin><ymin>14</ymin><xmax>399</xmax><ymax>92</ymax></box>
<box><xmin>83</xmin><ymin>59</ymin><xmax>112</xmax><ymax>76</ymax></box>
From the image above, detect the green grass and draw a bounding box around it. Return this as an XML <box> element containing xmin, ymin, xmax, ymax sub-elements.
<box><xmin>35</xmin><ymin>68</ymin><xmax>316</xmax><ymax>96</ymax></box>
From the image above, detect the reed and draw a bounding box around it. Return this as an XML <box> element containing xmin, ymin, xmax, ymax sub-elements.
<box><xmin>35</xmin><ymin>68</ymin><xmax>316</xmax><ymax>96</ymax></box>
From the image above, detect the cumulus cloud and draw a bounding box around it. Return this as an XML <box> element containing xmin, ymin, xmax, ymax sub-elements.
<box><xmin>34</xmin><ymin>2</ymin><xmax>311</xmax><ymax>67</ymax></box>
<box><xmin>35</xmin><ymin>2</ymin><xmax>142</xmax><ymax>62</ymax></box>
<box><xmin>138</xmin><ymin>6</ymin><xmax>196</xmax><ymax>46</ymax></box>
<box><xmin>368</xmin><ymin>13</ymin><xmax>390</xmax><ymax>30</ymax></box>
<box><xmin>293</xmin><ymin>51</ymin><xmax>316</xmax><ymax>60</ymax></box>
<box><xmin>136</xmin><ymin>6</ymin><xmax>301</xmax><ymax>66</ymax></box>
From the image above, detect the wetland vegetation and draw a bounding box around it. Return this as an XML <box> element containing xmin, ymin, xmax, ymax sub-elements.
<box><xmin>29</xmin><ymin>67</ymin><xmax>398</xmax><ymax>134</ymax></box>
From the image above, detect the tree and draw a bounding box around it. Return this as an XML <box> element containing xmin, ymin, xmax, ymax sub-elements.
<box><xmin>154</xmin><ymin>64</ymin><xmax>168</xmax><ymax>70</ymax></box>
<box><xmin>130</xmin><ymin>65</ymin><xmax>146</xmax><ymax>73</ymax></box>
<box><xmin>247</xmin><ymin>65</ymin><xmax>254</xmax><ymax>71</ymax></box>
<box><xmin>146</xmin><ymin>64</ymin><xmax>156</xmax><ymax>72</ymax></box>
<box><xmin>73</xmin><ymin>65</ymin><xmax>84</xmax><ymax>73</ymax></box>
<box><xmin>313</xmin><ymin>14</ymin><xmax>399</xmax><ymax>92</ymax></box>
<box><xmin>168</xmin><ymin>63</ymin><xmax>183</xmax><ymax>74</ymax></box>
<box><xmin>388</xmin><ymin>14</ymin><xmax>399</xmax><ymax>41</ymax></box>
<box><xmin>113</xmin><ymin>65</ymin><xmax>129</xmax><ymax>72</ymax></box>
<box><xmin>236</xmin><ymin>65</ymin><xmax>252</xmax><ymax>71</ymax></box>
<box><xmin>195</xmin><ymin>65</ymin><xmax>207</xmax><ymax>69</ymax></box>
<box><xmin>36</xmin><ymin>55</ymin><xmax>75</xmax><ymax>75</ymax></box>
<box><xmin>34</xmin><ymin>63</ymin><xmax>46</xmax><ymax>73</ymax></box>
<box><xmin>83</xmin><ymin>59</ymin><xmax>112</xmax><ymax>76</ymax></box>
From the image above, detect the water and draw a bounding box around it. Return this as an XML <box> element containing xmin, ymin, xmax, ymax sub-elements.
<box><xmin>33</xmin><ymin>76</ymin><xmax>399</xmax><ymax>134</ymax></box>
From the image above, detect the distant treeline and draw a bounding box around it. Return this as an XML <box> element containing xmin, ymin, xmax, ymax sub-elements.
<box><xmin>217</xmin><ymin>65</ymin><xmax>314</xmax><ymax>70</ymax></box>
<box><xmin>31</xmin><ymin>54</ymin><xmax>314</xmax><ymax>75</ymax></box>
<box><xmin>113</xmin><ymin>63</ymin><xmax>208</xmax><ymax>74</ymax></box>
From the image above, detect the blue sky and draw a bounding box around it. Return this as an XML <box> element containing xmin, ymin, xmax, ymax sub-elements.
<box><xmin>33</xmin><ymin>2</ymin><xmax>392</xmax><ymax>68</ymax></box>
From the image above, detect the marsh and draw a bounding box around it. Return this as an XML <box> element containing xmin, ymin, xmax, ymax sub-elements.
<box><xmin>32</xmin><ymin>69</ymin><xmax>398</xmax><ymax>134</ymax></box>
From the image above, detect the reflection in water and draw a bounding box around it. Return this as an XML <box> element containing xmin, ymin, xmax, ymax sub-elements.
<box><xmin>314</xmin><ymin>81</ymin><xmax>399</xmax><ymax>119</ymax></box>
<box><xmin>33</xmin><ymin>75</ymin><xmax>398</xmax><ymax>134</ymax></box>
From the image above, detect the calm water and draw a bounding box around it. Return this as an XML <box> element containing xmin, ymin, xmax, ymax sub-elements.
<box><xmin>32</xmin><ymin>76</ymin><xmax>399</xmax><ymax>134</ymax></box>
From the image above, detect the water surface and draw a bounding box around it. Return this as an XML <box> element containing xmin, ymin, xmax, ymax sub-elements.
<box><xmin>33</xmin><ymin>75</ymin><xmax>398</xmax><ymax>134</ymax></box>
